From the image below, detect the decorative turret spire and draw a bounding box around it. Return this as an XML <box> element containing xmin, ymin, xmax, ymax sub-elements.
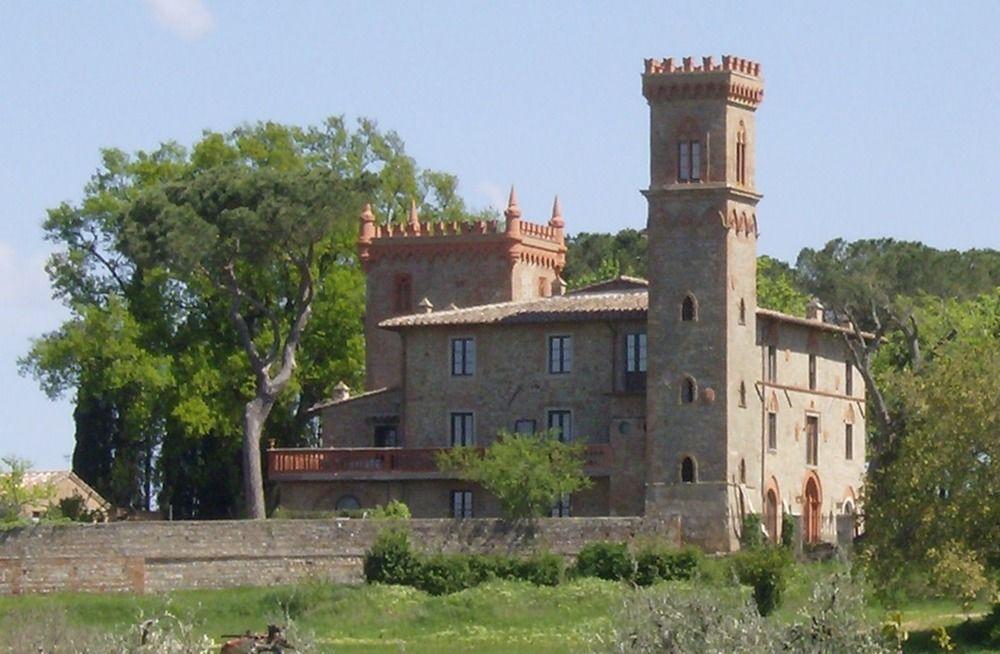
<box><xmin>358</xmin><ymin>203</ymin><xmax>376</xmax><ymax>244</ymax></box>
<box><xmin>504</xmin><ymin>186</ymin><xmax>522</xmax><ymax>235</ymax></box>
<box><xmin>408</xmin><ymin>199</ymin><xmax>421</xmax><ymax>234</ymax></box>
<box><xmin>549</xmin><ymin>195</ymin><xmax>564</xmax><ymax>228</ymax></box>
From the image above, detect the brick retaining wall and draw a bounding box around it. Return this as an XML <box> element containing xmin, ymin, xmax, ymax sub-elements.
<box><xmin>0</xmin><ymin>516</ymin><xmax>678</xmax><ymax>595</ymax></box>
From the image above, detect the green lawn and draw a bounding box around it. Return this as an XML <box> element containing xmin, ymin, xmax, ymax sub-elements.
<box><xmin>0</xmin><ymin>566</ymin><xmax>994</xmax><ymax>653</ymax></box>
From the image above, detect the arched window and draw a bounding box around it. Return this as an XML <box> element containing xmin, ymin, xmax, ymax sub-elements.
<box><xmin>681</xmin><ymin>457</ymin><xmax>696</xmax><ymax>483</ymax></box>
<box><xmin>739</xmin><ymin>458</ymin><xmax>747</xmax><ymax>485</ymax></box>
<box><xmin>738</xmin><ymin>381</ymin><xmax>747</xmax><ymax>408</ymax></box>
<box><xmin>681</xmin><ymin>294</ymin><xmax>697</xmax><ymax>322</ymax></box>
<box><xmin>738</xmin><ymin>298</ymin><xmax>747</xmax><ymax>325</ymax></box>
<box><xmin>681</xmin><ymin>377</ymin><xmax>697</xmax><ymax>404</ymax></box>
<box><xmin>335</xmin><ymin>495</ymin><xmax>361</xmax><ymax>511</ymax></box>
<box><xmin>736</xmin><ymin>122</ymin><xmax>748</xmax><ymax>185</ymax></box>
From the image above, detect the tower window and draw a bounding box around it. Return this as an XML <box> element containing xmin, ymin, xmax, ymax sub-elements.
<box><xmin>845</xmin><ymin>360</ymin><xmax>854</xmax><ymax>396</ymax></box>
<box><xmin>736</xmin><ymin>124</ymin><xmax>748</xmax><ymax>185</ymax></box>
<box><xmin>681</xmin><ymin>457</ymin><xmax>696</xmax><ymax>483</ymax></box>
<box><xmin>808</xmin><ymin>354</ymin><xmax>818</xmax><ymax>391</ymax></box>
<box><xmin>739</xmin><ymin>458</ymin><xmax>747</xmax><ymax>485</ymax></box>
<box><xmin>677</xmin><ymin>140</ymin><xmax>701</xmax><ymax>182</ymax></box>
<box><xmin>738</xmin><ymin>299</ymin><xmax>747</xmax><ymax>325</ymax></box>
<box><xmin>681</xmin><ymin>294</ymin><xmax>698</xmax><ymax>322</ymax></box>
<box><xmin>393</xmin><ymin>274</ymin><xmax>413</xmax><ymax>314</ymax></box>
<box><xmin>681</xmin><ymin>377</ymin><xmax>697</xmax><ymax>404</ymax></box>
<box><xmin>845</xmin><ymin>423</ymin><xmax>854</xmax><ymax>460</ymax></box>
<box><xmin>738</xmin><ymin>381</ymin><xmax>747</xmax><ymax>408</ymax></box>
<box><xmin>767</xmin><ymin>412</ymin><xmax>777</xmax><ymax>451</ymax></box>
<box><xmin>766</xmin><ymin>345</ymin><xmax>778</xmax><ymax>382</ymax></box>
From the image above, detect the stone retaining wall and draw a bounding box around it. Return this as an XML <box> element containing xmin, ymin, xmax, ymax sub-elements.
<box><xmin>0</xmin><ymin>516</ymin><xmax>678</xmax><ymax>595</ymax></box>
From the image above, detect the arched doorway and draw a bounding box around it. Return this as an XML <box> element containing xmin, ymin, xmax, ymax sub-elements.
<box><xmin>803</xmin><ymin>475</ymin><xmax>822</xmax><ymax>544</ymax></box>
<box><xmin>765</xmin><ymin>489</ymin><xmax>780</xmax><ymax>544</ymax></box>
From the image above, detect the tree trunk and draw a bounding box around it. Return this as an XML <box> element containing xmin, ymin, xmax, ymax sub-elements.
<box><xmin>243</xmin><ymin>395</ymin><xmax>274</xmax><ymax>520</ymax></box>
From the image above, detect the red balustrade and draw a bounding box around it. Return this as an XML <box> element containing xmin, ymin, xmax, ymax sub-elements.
<box><xmin>267</xmin><ymin>444</ymin><xmax>612</xmax><ymax>480</ymax></box>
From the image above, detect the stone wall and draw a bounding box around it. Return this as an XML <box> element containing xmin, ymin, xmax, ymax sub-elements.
<box><xmin>0</xmin><ymin>516</ymin><xmax>675</xmax><ymax>596</ymax></box>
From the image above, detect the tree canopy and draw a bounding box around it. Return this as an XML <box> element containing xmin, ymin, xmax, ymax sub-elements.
<box><xmin>21</xmin><ymin>118</ymin><xmax>489</xmax><ymax>518</ymax></box>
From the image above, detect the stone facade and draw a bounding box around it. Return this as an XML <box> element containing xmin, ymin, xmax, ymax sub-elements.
<box><xmin>273</xmin><ymin>55</ymin><xmax>867</xmax><ymax>552</ymax></box>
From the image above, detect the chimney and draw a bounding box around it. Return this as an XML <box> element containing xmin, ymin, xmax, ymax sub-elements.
<box><xmin>332</xmin><ymin>380</ymin><xmax>351</xmax><ymax>403</ymax></box>
<box><xmin>418</xmin><ymin>297</ymin><xmax>434</xmax><ymax>314</ymax></box>
<box><xmin>806</xmin><ymin>298</ymin><xmax>825</xmax><ymax>322</ymax></box>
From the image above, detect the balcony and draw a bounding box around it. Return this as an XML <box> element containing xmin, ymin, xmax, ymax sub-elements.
<box><xmin>267</xmin><ymin>444</ymin><xmax>613</xmax><ymax>482</ymax></box>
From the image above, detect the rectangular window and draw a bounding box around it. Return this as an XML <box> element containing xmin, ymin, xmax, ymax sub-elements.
<box><xmin>450</xmin><ymin>490</ymin><xmax>473</xmax><ymax>518</ymax></box>
<box><xmin>678</xmin><ymin>141</ymin><xmax>690</xmax><ymax>182</ymax></box>
<box><xmin>548</xmin><ymin>335</ymin><xmax>572</xmax><ymax>374</ymax></box>
<box><xmin>374</xmin><ymin>425</ymin><xmax>398</xmax><ymax>448</ymax></box>
<box><xmin>393</xmin><ymin>274</ymin><xmax>413</xmax><ymax>314</ymax></box>
<box><xmin>766</xmin><ymin>346</ymin><xmax>778</xmax><ymax>383</ymax></box>
<box><xmin>450</xmin><ymin>412</ymin><xmax>474</xmax><ymax>447</ymax></box>
<box><xmin>514</xmin><ymin>419</ymin><xmax>536</xmax><ymax>434</ymax></box>
<box><xmin>845</xmin><ymin>360</ymin><xmax>853</xmax><ymax>396</ymax></box>
<box><xmin>767</xmin><ymin>412</ymin><xmax>777</xmax><ymax>451</ymax></box>
<box><xmin>451</xmin><ymin>337</ymin><xmax>475</xmax><ymax>376</ymax></box>
<box><xmin>845</xmin><ymin>423</ymin><xmax>854</xmax><ymax>460</ymax></box>
<box><xmin>677</xmin><ymin>140</ymin><xmax>701</xmax><ymax>182</ymax></box>
<box><xmin>806</xmin><ymin>416</ymin><xmax>819</xmax><ymax>466</ymax></box>
<box><xmin>550</xmin><ymin>494</ymin><xmax>571</xmax><ymax>518</ymax></box>
<box><xmin>547</xmin><ymin>410</ymin><xmax>573</xmax><ymax>442</ymax></box>
<box><xmin>808</xmin><ymin>354</ymin><xmax>817</xmax><ymax>391</ymax></box>
<box><xmin>625</xmin><ymin>332</ymin><xmax>647</xmax><ymax>392</ymax></box>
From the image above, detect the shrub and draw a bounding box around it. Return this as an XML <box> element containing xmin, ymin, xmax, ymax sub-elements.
<box><xmin>363</xmin><ymin>527</ymin><xmax>420</xmax><ymax>586</ymax></box>
<box><xmin>740</xmin><ymin>513</ymin><xmax>766</xmax><ymax>550</ymax></box>
<box><xmin>634</xmin><ymin>544</ymin><xmax>702</xmax><ymax>586</ymax></box>
<box><xmin>368</xmin><ymin>500</ymin><xmax>411</xmax><ymax>520</ymax></box>
<box><xmin>414</xmin><ymin>554</ymin><xmax>476</xmax><ymax>595</ymax></box>
<box><xmin>515</xmin><ymin>551</ymin><xmax>564</xmax><ymax>586</ymax></box>
<box><xmin>731</xmin><ymin>546</ymin><xmax>791</xmax><ymax>616</ymax></box>
<box><xmin>780</xmin><ymin>512</ymin><xmax>796</xmax><ymax>548</ymax></box>
<box><xmin>575</xmin><ymin>541</ymin><xmax>634</xmax><ymax>581</ymax></box>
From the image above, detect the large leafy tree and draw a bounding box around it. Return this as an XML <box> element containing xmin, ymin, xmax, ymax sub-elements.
<box><xmin>22</xmin><ymin>118</ymin><xmax>488</xmax><ymax>518</ymax></box>
<box><xmin>436</xmin><ymin>430</ymin><xmax>592</xmax><ymax>520</ymax></box>
<box><xmin>861</xmin><ymin>291</ymin><xmax>1000</xmax><ymax>593</ymax></box>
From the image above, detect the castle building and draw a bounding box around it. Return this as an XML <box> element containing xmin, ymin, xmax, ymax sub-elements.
<box><xmin>268</xmin><ymin>56</ymin><xmax>867</xmax><ymax>551</ymax></box>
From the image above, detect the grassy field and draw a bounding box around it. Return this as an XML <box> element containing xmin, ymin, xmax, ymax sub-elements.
<box><xmin>0</xmin><ymin>563</ymin><xmax>994</xmax><ymax>653</ymax></box>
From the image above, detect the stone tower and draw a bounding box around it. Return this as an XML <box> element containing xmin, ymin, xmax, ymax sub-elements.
<box><xmin>642</xmin><ymin>56</ymin><xmax>765</xmax><ymax>550</ymax></box>
<box><xmin>357</xmin><ymin>192</ymin><xmax>566</xmax><ymax>390</ymax></box>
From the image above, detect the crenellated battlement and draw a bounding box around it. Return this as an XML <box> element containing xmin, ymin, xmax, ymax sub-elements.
<box><xmin>358</xmin><ymin>189</ymin><xmax>566</xmax><ymax>269</ymax></box>
<box><xmin>643</xmin><ymin>55</ymin><xmax>761</xmax><ymax>78</ymax></box>
<box><xmin>642</xmin><ymin>54</ymin><xmax>764</xmax><ymax>108</ymax></box>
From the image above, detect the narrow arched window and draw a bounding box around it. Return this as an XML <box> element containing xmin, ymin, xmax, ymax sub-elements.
<box><xmin>682</xmin><ymin>377</ymin><xmax>697</xmax><ymax>404</ymax></box>
<box><xmin>736</xmin><ymin>122</ymin><xmax>748</xmax><ymax>185</ymax></box>
<box><xmin>681</xmin><ymin>457</ymin><xmax>696</xmax><ymax>483</ymax></box>
<box><xmin>739</xmin><ymin>458</ymin><xmax>747</xmax><ymax>485</ymax></box>
<box><xmin>738</xmin><ymin>298</ymin><xmax>747</xmax><ymax>325</ymax></box>
<box><xmin>738</xmin><ymin>381</ymin><xmax>747</xmax><ymax>408</ymax></box>
<box><xmin>681</xmin><ymin>294</ymin><xmax>697</xmax><ymax>322</ymax></box>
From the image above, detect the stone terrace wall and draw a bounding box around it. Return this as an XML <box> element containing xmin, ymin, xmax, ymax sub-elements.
<box><xmin>0</xmin><ymin>516</ymin><xmax>677</xmax><ymax>595</ymax></box>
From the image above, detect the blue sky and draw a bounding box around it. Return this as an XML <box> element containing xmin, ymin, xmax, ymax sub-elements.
<box><xmin>1</xmin><ymin>1</ymin><xmax>998</xmax><ymax>469</ymax></box>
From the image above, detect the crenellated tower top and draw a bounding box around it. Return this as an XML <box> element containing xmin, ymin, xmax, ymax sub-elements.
<box><xmin>642</xmin><ymin>55</ymin><xmax>764</xmax><ymax>108</ymax></box>
<box><xmin>356</xmin><ymin>189</ymin><xmax>566</xmax><ymax>272</ymax></box>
